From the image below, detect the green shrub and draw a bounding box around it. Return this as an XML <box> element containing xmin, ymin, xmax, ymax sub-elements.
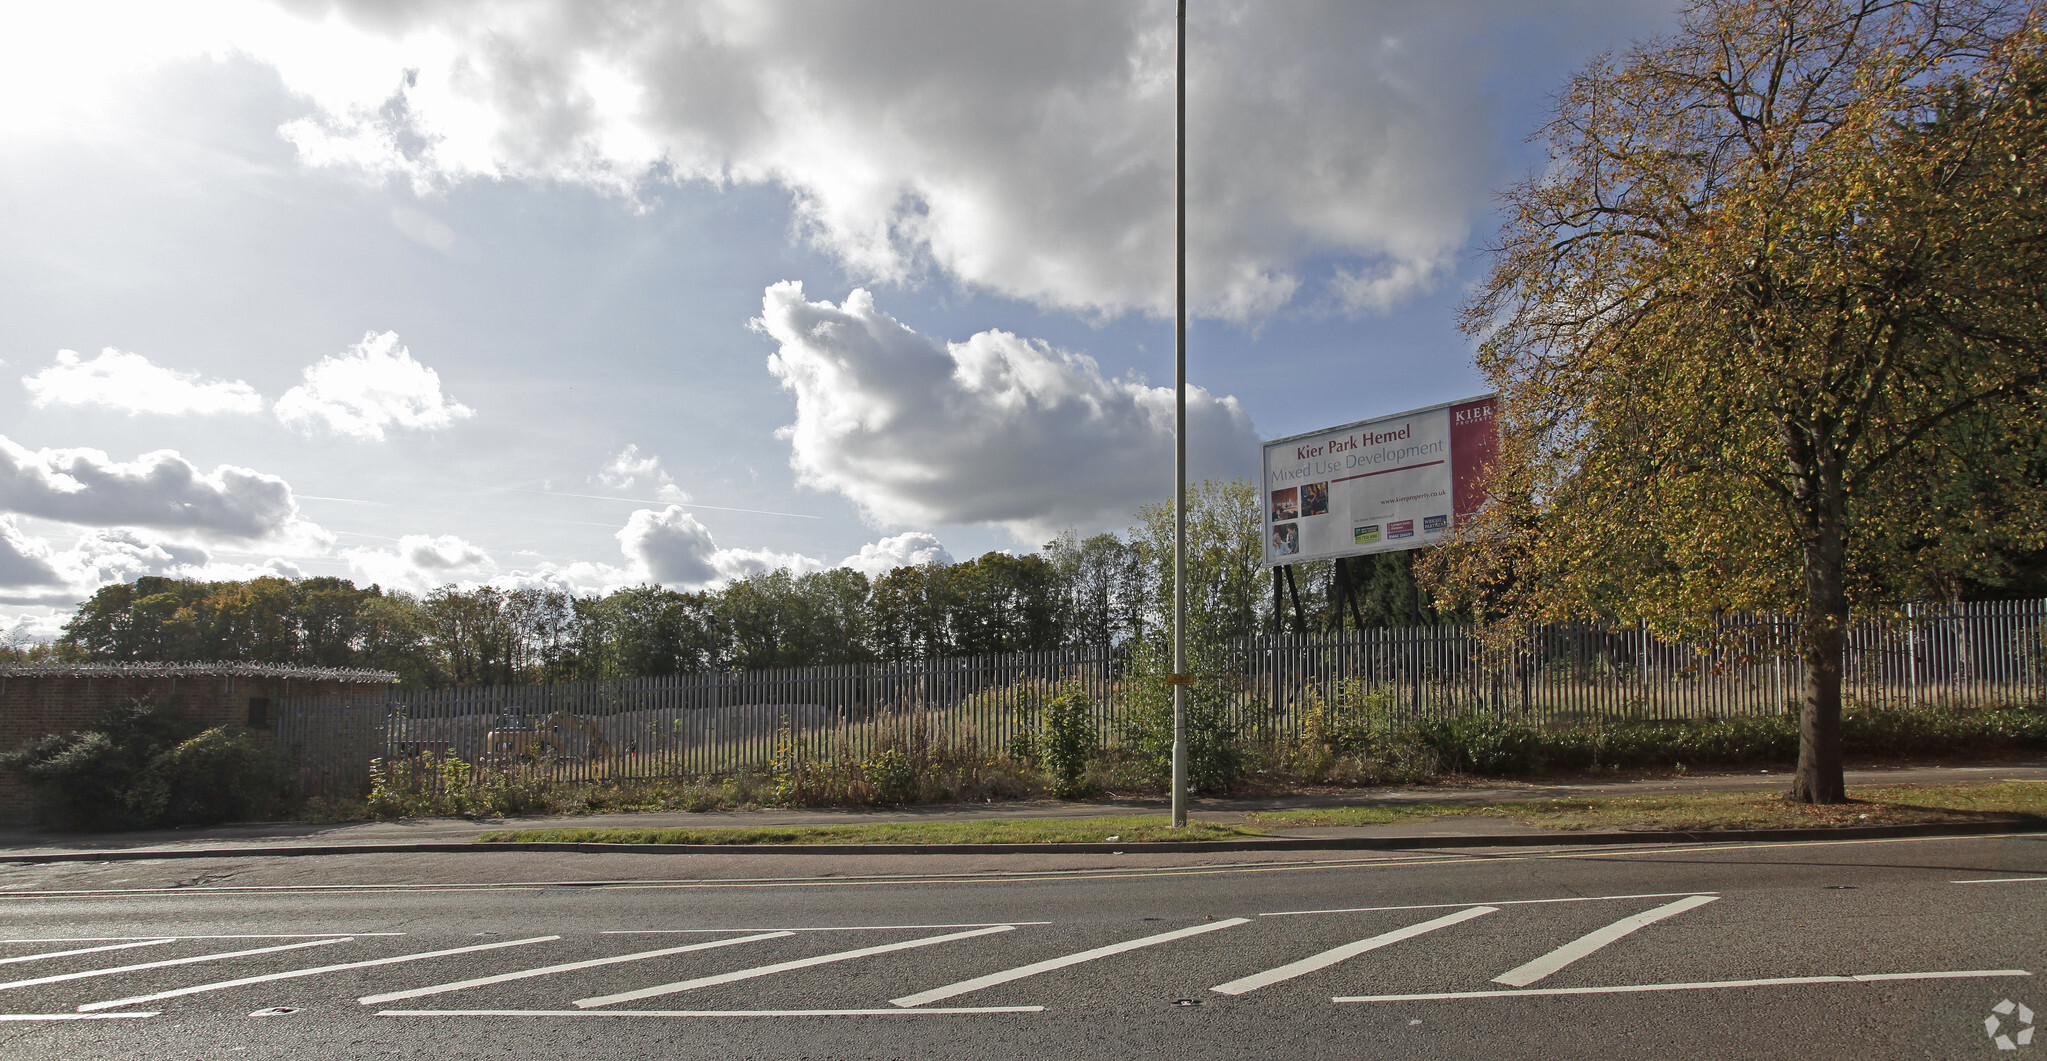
<box><xmin>1119</xmin><ymin>675</ymin><xmax>1244</xmax><ymax>794</ymax></box>
<box><xmin>0</xmin><ymin>697</ymin><xmax>286</xmax><ymax>830</ymax></box>
<box><xmin>862</xmin><ymin>745</ymin><xmax>920</xmax><ymax>804</ymax></box>
<box><xmin>1042</xmin><ymin>687</ymin><xmax>1099</xmax><ymax>798</ymax></box>
<box><xmin>130</xmin><ymin>727</ymin><xmax>286</xmax><ymax>826</ymax></box>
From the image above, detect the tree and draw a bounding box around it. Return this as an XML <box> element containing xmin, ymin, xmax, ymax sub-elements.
<box><xmin>948</xmin><ymin>552</ymin><xmax>1064</xmax><ymax>654</ymax></box>
<box><xmin>1434</xmin><ymin>0</ymin><xmax>2047</xmax><ymax>802</ymax></box>
<box><xmin>1048</xmin><ymin>531</ymin><xmax>1144</xmax><ymax>647</ymax></box>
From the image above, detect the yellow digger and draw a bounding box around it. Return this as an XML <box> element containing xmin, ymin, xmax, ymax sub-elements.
<box><xmin>484</xmin><ymin>712</ymin><xmax>614</xmax><ymax>772</ymax></box>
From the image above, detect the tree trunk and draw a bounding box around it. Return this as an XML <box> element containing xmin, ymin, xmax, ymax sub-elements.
<box><xmin>1792</xmin><ymin>481</ymin><xmax>1850</xmax><ymax>804</ymax></box>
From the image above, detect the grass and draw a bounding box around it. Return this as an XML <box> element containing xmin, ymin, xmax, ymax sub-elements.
<box><xmin>475</xmin><ymin>814</ymin><xmax>1259</xmax><ymax>846</ymax></box>
<box><xmin>474</xmin><ymin>782</ymin><xmax>2047</xmax><ymax>845</ymax></box>
<box><xmin>1244</xmin><ymin>781</ymin><xmax>2047</xmax><ymax>832</ymax></box>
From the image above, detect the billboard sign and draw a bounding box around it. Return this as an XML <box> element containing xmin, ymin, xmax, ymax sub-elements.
<box><xmin>1261</xmin><ymin>394</ymin><xmax>1498</xmax><ymax>567</ymax></box>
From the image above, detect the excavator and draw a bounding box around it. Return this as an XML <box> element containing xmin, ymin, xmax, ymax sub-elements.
<box><xmin>484</xmin><ymin>712</ymin><xmax>614</xmax><ymax>771</ymax></box>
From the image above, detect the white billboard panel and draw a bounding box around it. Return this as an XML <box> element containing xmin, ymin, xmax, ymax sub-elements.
<box><xmin>1260</xmin><ymin>394</ymin><xmax>1498</xmax><ymax>567</ymax></box>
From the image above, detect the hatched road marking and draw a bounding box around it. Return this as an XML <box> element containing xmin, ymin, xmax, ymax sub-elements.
<box><xmin>1491</xmin><ymin>894</ymin><xmax>1719</xmax><ymax>987</ymax></box>
<box><xmin>890</xmin><ymin>918</ymin><xmax>1251</xmax><ymax>1008</ymax></box>
<box><xmin>575</xmin><ymin>925</ymin><xmax>1015</xmax><ymax>1008</ymax></box>
<box><xmin>358</xmin><ymin>932</ymin><xmax>793</xmax><ymax>1005</ymax></box>
<box><xmin>1211</xmin><ymin>906</ymin><xmax>1497</xmax><ymax>996</ymax></box>
<box><xmin>0</xmin><ymin>940</ymin><xmax>175</xmax><ymax>966</ymax></box>
<box><xmin>0</xmin><ymin>937</ymin><xmax>350</xmax><ymax>994</ymax></box>
<box><xmin>76</xmin><ymin>936</ymin><xmax>559</xmax><ymax>1012</ymax></box>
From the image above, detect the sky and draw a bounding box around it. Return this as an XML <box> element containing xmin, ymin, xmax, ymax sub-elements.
<box><xmin>0</xmin><ymin>0</ymin><xmax>1683</xmax><ymax>641</ymax></box>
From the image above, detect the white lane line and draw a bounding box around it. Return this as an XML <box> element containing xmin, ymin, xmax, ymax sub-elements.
<box><xmin>1491</xmin><ymin>894</ymin><xmax>1719</xmax><ymax>987</ymax></box>
<box><xmin>1211</xmin><ymin>907</ymin><xmax>1497</xmax><ymax>996</ymax></box>
<box><xmin>1336</xmin><ymin>969</ymin><xmax>2033</xmax><ymax>1003</ymax></box>
<box><xmin>602</xmin><ymin>923</ymin><xmax>1051</xmax><ymax>934</ymax></box>
<box><xmin>358</xmin><ymin>932</ymin><xmax>793</xmax><ymax>1004</ymax></box>
<box><xmin>0</xmin><ymin>939</ymin><xmax>175</xmax><ymax>966</ymax></box>
<box><xmin>379</xmin><ymin>1007</ymin><xmax>1044</xmax><ymax>1017</ymax></box>
<box><xmin>0</xmin><ymin>937</ymin><xmax>350</xmax><ymax>993</ymax></box>
<box><xmin>890</xmin><ymin>918</ymin><xmax>1251</xmax><ymax>1009</ymax></box>
<box><xmin>1260</xmin><ymin>891</ymin><xmax>1717</xmax><ymax>918</ymax></box>
<box><xmin>77</xmin><ymin>936</ymin><xmax>558</xmax><ymax>1012</ymax></box>
<box><xmin>576</xmin><ymin>925</ymin><xmax>1013</xmax><ymax>1008</ymax></box>
<box><xmin>0</xmin><ymin>1012</ymin><xmax>159</xmax><ymax>1021</ymax></box>
<box><xmin>1952</xmin><ymin>876</ymin><xmax>2047</xmax><ymax>884</ymax></box>
<box><xmin>0</xmin><ymin>934</ymin><xmax>396</xmax><ymax>943</ymax></box>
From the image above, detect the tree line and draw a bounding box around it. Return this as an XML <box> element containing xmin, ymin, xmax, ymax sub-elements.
<box><xmin>30</xmin><ymin>480</ymin><xmax>1443</xmax><ymax>688</ymax></box>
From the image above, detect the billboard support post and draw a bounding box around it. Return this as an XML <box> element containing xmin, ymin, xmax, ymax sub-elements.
<box><xmin>1170</xmin><ymin>0</ymin><xmax>1189</xmax><ymax>829</ymax></box>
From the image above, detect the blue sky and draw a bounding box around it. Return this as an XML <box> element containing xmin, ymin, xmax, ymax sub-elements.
<box><xmin>0</xmin><ymin>0</ymin><xmax>1680</xmax><ymax>639</ymax></box>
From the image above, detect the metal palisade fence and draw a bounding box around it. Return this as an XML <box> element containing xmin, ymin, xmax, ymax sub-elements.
<box><xmin>276</xmin><ymin>599</ymin><xmax>2047</xmax><ymax>797</ymax></box>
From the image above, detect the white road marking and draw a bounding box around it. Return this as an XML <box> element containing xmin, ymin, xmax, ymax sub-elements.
<box><xmin>602</xmin><ymin>922</ymin><xmax>1052</xmax><ymax>934</ymax></box>
<box><xmin>1952</xmin><ymin>876</ymin><xmax>2047</xmax><ymax>884</ymax></box>
<box><xmin>0</xmin><ymin>939</ymin><xmax>175</xmax><ymax>966</ymax></box>
<box><xmin>1259</xmin><ymin>891</ymin><xmax>1717</xmax><ymax>918</ymax></box>
<box><xmin>1491</xmin><ymin>894</ymin><xmax>1719</xmax><ymax>987</ymax></box>
<box><xmin>0</xmin><ymin>937</ymin><xmax>350</xmax><ymax>993</ymax></box>
<box><xmin>0</xmin><ymin>934</ymin><xmax>395</xmax><ymax>943</ymax></box>
<box><xmin>0</xmin><ymin>1012</ymin><xmax>159</xmax><ymax>1021</ymax></box>
<box><xmin>76</xmin><ymin>936</ymin><xmax>558</xmax><ymax>1012</ymax></box>
<box><xmin>358</xmin><ymin>932</ymin><xmax>793</xmax><ymax>1004</ymax></box>
<box><xmin>1335</xmin><ymin>968</ymin><xmax>2033</xmax><ymax>1002</ymax></box>
<box><xmin>1210</xmin><ymin>907</ymin><xmax>1497</xmax><ymax>996</ymax></box>
<box><xmin>890</xmin><ymin>918</ymin><xmax>1251</xmax><ymax>1009</ymax></box>
<box><xmin>576</xmin><ymin>925</ymin><xmax>1014</xmax><ymax>1008</ymax></box>
<box><xmin>379</xmin><ymin>1007</ymin><xmax>1044</xmax><ymax>1017</ymax></box>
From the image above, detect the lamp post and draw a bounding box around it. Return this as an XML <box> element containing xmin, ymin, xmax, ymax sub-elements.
<box><xmin>1170</xmin><ymin>0</ymin><xmax>1189</xmax><ymax>829</ymax></box>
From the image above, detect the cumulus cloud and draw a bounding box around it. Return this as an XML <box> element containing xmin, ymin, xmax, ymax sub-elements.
<box><xmin>0</xmin><ymin>522</ymin><xmax>305</xmax><ymax>606</ymax></box>
<box><xmin>344</xmin><ymin>533</ymin><xmax>498</xmax><ymax>593</ymax></box>
<box><xmin>759</xmin><ymin>282</ymin><xmax>1257</xmax><ymax>539</ymax></box>
<box><xmin>840</xmin><ymin>531</ymin><xmax>952</xmax><ymax>578</ymax></box>
<box><xmin>595</xmin><ymin>444</ymin><xmax>690</xmax><ymax>503</ymax></box>
<box><xmin>27</xmin><ymin>0</ymin><xmax>1650</xmax><ymax>323</ymax></box>
<box><xmin>613</xmin><ymin>505</ymin><xmax>828</xmax><ymax>590</ymax></box>
<box><xmin>0</xmin><ymin>435</ymin><xmax>320</xmax><ymax>542</ymax></box>
<box><xmin>22</xmin><ymin>348</ymin><xmax>265</xmax><ymax>416</ymax></box>
<box><xmin>275</xmin><ymin>331</ymin><xmax>474</xmax><ymax>441</ymax></box>
<box><xmin>0</xmin><ymin>517</ymin><xmax>61</xmax><ymax>589</ymax></box>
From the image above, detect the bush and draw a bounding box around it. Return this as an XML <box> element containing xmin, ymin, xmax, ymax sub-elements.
<box><xmin>0</xmin><ymin>697</ymin><xmax>287</xmax><ymax>830</ymax></box>
<box><xmin>1119</xmin><ymin>675</ymin><xmax>1243</xmax><ymax>794</ymax></box>
<box><xmin>1041</xmin><ymin>687</ymin><xmax>1099</xmax><ymax>798</ymax></box>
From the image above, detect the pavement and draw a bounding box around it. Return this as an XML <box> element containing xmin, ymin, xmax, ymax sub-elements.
<box><xmin>0</xmin><ymin>759</ymin><xmax>2041</xmax><ymax>859</ymax></box>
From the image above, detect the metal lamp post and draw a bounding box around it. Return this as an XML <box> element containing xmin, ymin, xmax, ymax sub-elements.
<box><xmin>1170</xmin><ymin>0</ymin><xmax>1189</xmax><ymax>829</ymax></box>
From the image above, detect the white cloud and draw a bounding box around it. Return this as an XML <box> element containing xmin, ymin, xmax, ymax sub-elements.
<box><xmin>614</xmin><ymin>505</ymin><xmax>826</xmax><ymax>590</ymax></box>
<box><xmin>0</xmin><ymin>522</ymin><xmax>306</xmax><ymax>606</ymax></box>
<box><xmin>8</xmin><ymin>0</ymin><xmax>1643</xmax><ymax>323</ymax></box>
<box><xmin>759</xmin><ymin>282</ymin><xmax>1258</xmax><ymax>540</ymax></box>
<box><xmin>0</xmin><ymin>517</ymin><xmax>61</xmax><ymax>589</ymax></box>
<box><xmin>595</xmin><ymin>444</ymin><xmax>690</xmax><ymax>503</ymax></box>
<box><xmin>22</xmin><ymin>348</ymin><xmax>265</xmax><ymax>416</ymax></box>
<box><xmin>275</xmin><ymin>331</ymin><xmax>474</xmax><ymax>441</ymax></box>
<box><xmin>344</xmin><ymin>533</ymin><xmax>498</xmax><ymax>593</ymax></box>
<box><xmin>0</xmin><ymin>435</ymin><xmax>321</xmax><ymax>543</ymax></box>
<box><xmin>840</xmin><ymin>531</ymin><xmax>952</xmax><ymax>578</ymax></box>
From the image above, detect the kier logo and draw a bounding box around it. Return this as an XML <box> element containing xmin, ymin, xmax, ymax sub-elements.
<box><xmin>1453</xmin><ymin>405</ymin><xmax>1494</xmax><ymax>425</ymax></box>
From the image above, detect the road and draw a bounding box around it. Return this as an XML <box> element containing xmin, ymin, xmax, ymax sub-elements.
<box><xmin>0</xmin><ymin>833</ymin><xmax>2042</xmax><ymax>1059</ymax></box>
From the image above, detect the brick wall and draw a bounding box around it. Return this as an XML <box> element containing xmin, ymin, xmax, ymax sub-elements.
<box><xmin>0</xmin><ymin>668</ymin><xmax>391</xmax><ymax>824</ymax></box>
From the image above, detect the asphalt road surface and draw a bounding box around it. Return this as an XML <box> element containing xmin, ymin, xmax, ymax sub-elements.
<box><xmin>0</xmin><ymin>833</ymin><xmax>2042</xmax><ymax>1060</ymax></box>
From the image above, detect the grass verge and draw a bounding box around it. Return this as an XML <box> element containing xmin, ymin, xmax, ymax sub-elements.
<box><xmin>1245</xmin><ymin>781</ymin><xmax>2047</xmax><ymax>832</ymax></box>
<box><xmin>475</xmin><ymin>815</ymin><xmax>1259</xmax><ymax>846</ymax></box>
<box><xmin>474</xmin><ymin>782</ymin><xmax>2046</xmax><ymax>845</ymax></box>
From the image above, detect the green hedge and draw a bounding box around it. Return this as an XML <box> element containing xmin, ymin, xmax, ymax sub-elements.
<box><xmin>0</xmin><ymin>697</ymin><xmax>286</xmax><ymax>830</ymax></box>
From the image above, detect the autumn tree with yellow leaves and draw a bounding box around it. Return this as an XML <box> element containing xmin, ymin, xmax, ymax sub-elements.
<box><xmin>1433</xmin><ymin>0</ymin><xmax>2047</xmax><ymax>802</ymax></box>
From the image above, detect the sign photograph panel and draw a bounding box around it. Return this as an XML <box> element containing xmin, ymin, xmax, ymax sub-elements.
<box><xmin>1260</xmin><ymin>394</ymin><xmax>1498</xmax><ymax>567</ymax></box>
